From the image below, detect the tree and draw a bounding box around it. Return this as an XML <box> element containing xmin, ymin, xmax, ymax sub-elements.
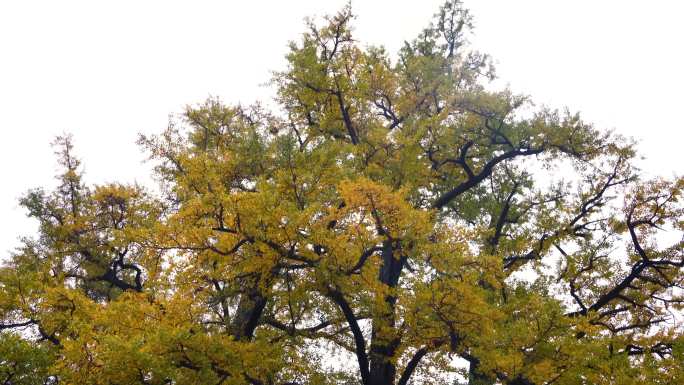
<box><xmin>1</xmin><ymin>1</ymin><xmax>682</xmax><ymax>384</ymax></box>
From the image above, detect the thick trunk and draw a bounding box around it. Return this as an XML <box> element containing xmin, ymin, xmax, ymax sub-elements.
<box><xmin>229</xmin><ymin>285</ymin><xmax>267</xmax><ymax>341</ymax></box>
<box><xmin>468</xmin><ymin>357</ymin><xmax>495</xmax><ymax>385</ymax></box>
<box><xmin>368</xmin><ymin>359</ymin><xmax>396</xmax><ymax>385</ymax></box>
<box><xmin>368</xmin><ymin>241</ymin><xmax>403</xmax><ymax>385</ymax></box>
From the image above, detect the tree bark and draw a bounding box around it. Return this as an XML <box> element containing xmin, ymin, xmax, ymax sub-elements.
<box><xmin>229</xmin><ymin>284</ymin><xmax>267</xmax><ymax>341</ymax></box>
<box><xmin>368</xmin><ymin>241</ymin><xmax>403</xmax><ymax>385</ymax></box>
<box><xmin>468</xmin><ymin>356</ymin><xmax>495</xmax><ymax>385</ymax></box>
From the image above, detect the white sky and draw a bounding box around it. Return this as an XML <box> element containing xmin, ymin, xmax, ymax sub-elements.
<box><xmin>1</xmin><ymin>0</ymin><xmax>683</xmax><ymax>255</ymax></box>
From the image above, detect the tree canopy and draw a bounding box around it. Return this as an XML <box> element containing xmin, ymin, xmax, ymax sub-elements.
<box><xmin>1</xmin><ymin>2</ymin><xmax>682</xmax><ymax>384</ymax></box>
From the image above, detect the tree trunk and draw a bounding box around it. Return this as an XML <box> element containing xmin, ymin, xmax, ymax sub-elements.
<box><xmin>368</xmin><ymin>241</ymin><xmax>403</xmax><ymax>385</ymax></box>
<box><xmin>468</xmin><ymin>357</ymin><xmax>495</xmax><ymax>385</ymax></box>
<box><xmin>229</xmin><ymin>284</ymin><xmax>267</xmax><ymax>341</ymax></box>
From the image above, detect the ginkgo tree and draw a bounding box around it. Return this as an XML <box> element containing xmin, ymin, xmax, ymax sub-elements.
<box><xmin>1</xmin><ymin>1</ymin><xmax>682</xmax><ymax>385</ymax></box>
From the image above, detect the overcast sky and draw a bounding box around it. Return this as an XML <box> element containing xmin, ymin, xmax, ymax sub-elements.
<box><xmin>1</xmin><ymin>0</ymin><xmax>682</xmax><ymax>255</ymax></box>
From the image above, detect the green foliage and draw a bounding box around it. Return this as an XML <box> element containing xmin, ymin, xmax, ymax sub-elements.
<box><xmin>0</xmin><ymin>333</ymin><xmax>55</xmax><ymax>385</ymax></box>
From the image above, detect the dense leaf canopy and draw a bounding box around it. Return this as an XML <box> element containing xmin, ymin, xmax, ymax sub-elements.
<box><xmin>1</xmin><ymin>2</ymin><xmax>682</xmax><ymax>384</ymax></box>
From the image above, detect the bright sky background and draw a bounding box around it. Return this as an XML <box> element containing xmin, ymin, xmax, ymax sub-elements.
<box><xmin>1</xmin><ymin>0</ymin><xmax>683</xmax><ymax>255</ymax></box>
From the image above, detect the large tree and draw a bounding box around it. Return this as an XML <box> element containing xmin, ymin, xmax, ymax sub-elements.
<box><xmin>1</xmin><ymin>2</ymin><xmax>682</xmax><ymax>384</ymax></box>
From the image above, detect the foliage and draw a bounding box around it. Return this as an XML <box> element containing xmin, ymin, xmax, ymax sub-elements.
<box><xmin>1</xmin><ymin>2</ymin><xmax>682</xmax><ymax>385</ymax></box>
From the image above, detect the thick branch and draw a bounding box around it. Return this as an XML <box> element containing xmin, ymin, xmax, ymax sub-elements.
<box><xmin>433</xmin><ymin>147</ymin><xmax>543</xmax><ymax>209</ymax></box>
<box><xmin>397</xmin><ymin>347</ymin><xmax>429</xmax><ymax>385</ymax></box>
<box><xmin>327</xmin><ymin>287</ymin><xmax>370</xmax><ymax>383</ymax></box>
